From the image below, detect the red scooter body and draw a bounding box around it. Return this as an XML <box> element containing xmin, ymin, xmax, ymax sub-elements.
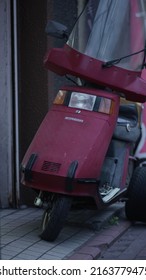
<box><xmin>21</xmin><ymin>87</ymin><xmax>119</xmax><ymax>202</ymax></box>
<box><xmin>21</xmin><ymin>0</ymin><xmax>146</xmax><ymax>241</ymax></box>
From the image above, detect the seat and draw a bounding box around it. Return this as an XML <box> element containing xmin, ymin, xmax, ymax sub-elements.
<box><xmin>113</xmin><ymin>104</ymin><xmax>141</xmax><ymax>142</ymax></box>
<box><xmin>117</xmin><ymin>104</ymin><xmax>138</xmax><ymax>127</ymax></box>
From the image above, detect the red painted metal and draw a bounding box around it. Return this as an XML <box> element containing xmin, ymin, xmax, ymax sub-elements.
<box><xmin>135</xmin><ymin>70</ymin><xmax>146</xmax><ymax>160</ymax></box>
<box><xmin>44</xmin><ymin>45</ymin><xmax>146</xmax><ymax>103</ymax></box>
<box><xmin>21</xmin><ymin>87</ymin><xmax>120</xmax><ymax>200</ymax></box>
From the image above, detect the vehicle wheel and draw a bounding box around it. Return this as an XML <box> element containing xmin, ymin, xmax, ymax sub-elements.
<box><xmin>136</xmin><ymin>158</ymin><xmax>146</xmax><ymax>167</ymax></box>
<box><xmin>125</xmin><ymin>166</ymin><xmax>146</xmax><ymax>222</ymax></box>
<box><xmin>40</xmin><ymin>194</ymin><xmax>72</xmax><ymax>241</ymax></box>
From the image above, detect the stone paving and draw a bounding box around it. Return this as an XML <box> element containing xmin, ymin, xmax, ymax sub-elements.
<box><xmin>0</xmin><ymin>202</ymin><xmax>125</xmax><ymax>260</ymax></box>
<box><xmin>68</xmin><ymin>211</ymin><xmax>131</xmax><ymax>259</ymax></box>
<box><xmin>98</xmin><ymin>222</ymin><xmax>146</xmax><ymax>260</ymax></box>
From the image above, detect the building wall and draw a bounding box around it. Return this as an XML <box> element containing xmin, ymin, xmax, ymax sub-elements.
<box><xmin>17</xmin><ymin>0</ymin><xmax>49</xmax><ymax>205</ymax></box>
<box><xmin>0</xmin><ymin>0</ymin><xmax>78</xmax><ymax>207</ymax></box>
<box><xmin>18</xmin><ymin>0</ymin><xmax>77</xmax><ymax>206</ymax></box>
<box><xmin>0</xmin><ymin>0</ymin><xmax>13</xmax><ymax>208</ymax></box>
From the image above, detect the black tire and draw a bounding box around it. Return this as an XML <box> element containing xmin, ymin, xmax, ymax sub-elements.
<box><xmin>40</xmin><ymin>194</ymin><xmax>72</xmax><ymax>241</ymax></box>
<box><xmin>135</xmin><ymin>158</ymin><xmax>146</xmax><ymax>168</ymax></box>
<box><xmin>125</xmin><ymin>166</ymin><xmax>146</xmax><ymax>222</ymax></box>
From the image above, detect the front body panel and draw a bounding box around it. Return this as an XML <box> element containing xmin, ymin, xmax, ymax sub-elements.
<box><xmin>21</xmin><ymin>87</ymin><xmax>120</xmax><ymax>199</ymax></box>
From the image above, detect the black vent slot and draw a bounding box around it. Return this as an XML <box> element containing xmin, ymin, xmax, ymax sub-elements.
<box><xmin>41</xmin><ymin>161</ymin><xmax>61</xmax><ymax>173</ymax></box>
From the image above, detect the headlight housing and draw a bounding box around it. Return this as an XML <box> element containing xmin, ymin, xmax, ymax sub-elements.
<box><xmin>53</xmin><ymin>90</ymin><xmax>113</xmax><ymax>114</ymax></box>
<box><xmin>69</xmin><ymin>92</ymin><xmax>96</xmax><ymax>111</ymax></box>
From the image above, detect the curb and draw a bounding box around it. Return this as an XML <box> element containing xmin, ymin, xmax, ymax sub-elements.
<box><xmin>67</xmin><ymin>210</ymin><xmax>131</xmax><ymax>260</ymax></box>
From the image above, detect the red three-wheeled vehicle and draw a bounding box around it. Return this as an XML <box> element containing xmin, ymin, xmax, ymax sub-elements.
<box><xmin>21</xmin><ymin>0</ymin><xmax>146</xmax><ymax>241</ymax></box>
